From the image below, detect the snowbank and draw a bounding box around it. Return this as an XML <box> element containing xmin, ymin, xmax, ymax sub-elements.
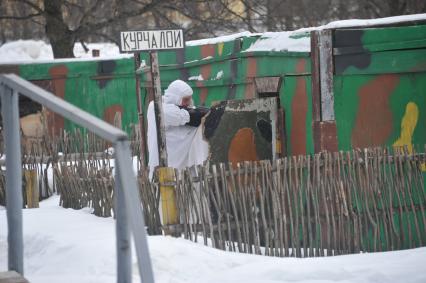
<box><xmin>1</xmin><ymin>195</ymin><xmax>426</xmax><ymax>283</ymax></box>
<box><xmin>0</xmin><ymin>40</ymin><xmax>132</xmax><ymax>64</ymax></box>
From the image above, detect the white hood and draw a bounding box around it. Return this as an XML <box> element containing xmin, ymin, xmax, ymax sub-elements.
<box><xmin>163</xmin><ymin>80</ymin><xmax>193</xmax><ymax>105</ymax></box>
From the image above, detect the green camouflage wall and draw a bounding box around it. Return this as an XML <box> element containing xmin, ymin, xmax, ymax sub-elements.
<box><xmin>1</xmin><ymin>20</ymin><xmax>424</xmax><ymax>250</ymax></box>
<box><xmin>139</xmin><ymin>36</ymin><xmax>313</xmax><ymax>156</ymax></box>
<box><xmin>1</xmin><ymin>22</ymin><xmax>424</xmax><ymax>160</ymax></box>
<box><xmin>4</xmin><ymin>34</ymin><xmax>313</xmax><ymax>158</ymax></box>
<box><xmin>333</xmin><ymin>24</ymin><xmax>426</xmax><ymax>153</ymax></box>
<box><xmin>15</xmin><ymin>58</ymin><xmax>138</xmax><ymax>135</ymax></box>
<box><xmin>332</xmin><ymin>24</ymin><xmax>426</xmax><ymax>245</ymax></box>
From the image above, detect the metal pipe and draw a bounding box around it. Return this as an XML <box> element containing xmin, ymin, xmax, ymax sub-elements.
<box><xmin>115</xmin><ymin>159</ymin><xmax>131</xmax><ymax>283</ymax></box>
<box><xmin>114</xmin><ymin>140</ymin><xmax>155</xmax><ymax>283</ymax></box>
<box><xmin>1</xmin><ymin>86</ymin><xmax>24</xmax><ymax>274</ymax></box>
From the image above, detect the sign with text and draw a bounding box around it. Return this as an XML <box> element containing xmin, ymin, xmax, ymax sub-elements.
<box><xmin>120</xmin><ymin>29</ymin><xmax>184</xmax><ymax>52</ymax></box>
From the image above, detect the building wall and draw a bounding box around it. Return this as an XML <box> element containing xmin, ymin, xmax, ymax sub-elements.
<box><xmin>332</xmin><ymin>24</ymin><xmax>426</xmax><ymax>152</ymax></box>
<box><xmin>1</xmin><ymin>21</ymin><xmax>425</xmax><ymax>159</ymax></box>
<box><xmin>16</xmin><ymin>58</ymin><xmax>138</xmax><ymax>135</ymax></box>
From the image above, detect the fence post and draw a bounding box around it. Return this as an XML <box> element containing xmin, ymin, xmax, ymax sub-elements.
<box><xmin>318</xmin><ymin>29</ymin><xmax>334</xmax><ymax>121</ymax></box>
<box><xmin>115</xmin><ymin>158</ymin><xmax>131</xmax><ymax>283</ymax></box>
<box><xmin>1</xmin><ymin>85</ymin><xmax>24</xmax><ymax>275</ymax></box>
<box><xmin>158</xmin><ymin>167</ymin><xmax>179</xmax><ymax>235</ymax></box>
<box><xmin>311</xmin><ymin>30</ymin><xmax>338</xmax><ymax>153</ymax></box>
<box><xmin>149</xmin><ymin>52</ymin><xmax>180</xmax><ymax>236</ymax></box>
<box><xmin>114</xmin><ymin>140</ymin><xmax>155</xmax><ymax>283</ymax></box>
<box><xmin>149</xmin><ymin>51</ymin><xmax>168</xmax><ymax>167</ymax></box>
<box><xmin>24</xmin><ymin>169</ymin><xmax>39</xmax><ymax>208</ymax></box>
<box><xmin>134</xmin><ymin>52</ymin><xmax>148</xmax><ymax>168</ymax></box>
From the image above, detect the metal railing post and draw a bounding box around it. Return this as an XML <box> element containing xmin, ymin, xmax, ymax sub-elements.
<box><xmin>1</xmin><ymin>85</ymin><xmax>24</xmax><ymax>275</ymax></box>
<box><xmin>114</xmin><ymin>140</ymin><xmax>155</xmax><ymax>283</ymax></box>
<box><xmin>115</xmin><ymin>160</ymin><xmax>131</xmax><ymax>283</ymax></box>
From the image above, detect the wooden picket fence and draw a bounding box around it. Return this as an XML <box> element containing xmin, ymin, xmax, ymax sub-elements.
<box><xmin>0</xmin><ymin>134</ymin><xmax>55</xmax><ymax>207</ymax></box>
<box><xmin>0</xmin><ymin>126</ymin><xmax>145</xmax><ymax>209</ymax></box>
<box><xmin>171</xmin><ymin>147</ymin><xmax>426</xmax><ymax>257</ymax></box>
<box><xmin>53</xmin><ymin>155</ymin><xmax>162</xmax><ymax>235</ymax></box>
<box><xmin>0</xmin><ymin>128</ymin><xmax>424</xmax><ymax>257</ymax></box>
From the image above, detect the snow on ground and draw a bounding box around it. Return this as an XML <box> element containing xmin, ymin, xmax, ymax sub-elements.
<box><xmin>1</xmin><ymin>195</ymin><xmax>426</xmax><ymax>283</ymax></box>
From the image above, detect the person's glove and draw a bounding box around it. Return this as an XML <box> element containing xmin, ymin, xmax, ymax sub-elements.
<box><xmin>196</xmin><ymin>106</ymin><xmax>210</xmax><ymax>116</ymax></box>
<box><xmin>186</xmin><ymin>107</ymin><xmax>210</xmax><ymax>127</ymax></box>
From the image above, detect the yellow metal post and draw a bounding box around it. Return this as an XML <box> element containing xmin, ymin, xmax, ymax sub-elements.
<box><xmin>24</xmin><ymin>169</ymin><xmax>39</xmax><ymax>208</ymax></box>
<box><xmin>158</xmin><ymin>167</ymin><xmax>179</xmax><ymax>234</ymax></box>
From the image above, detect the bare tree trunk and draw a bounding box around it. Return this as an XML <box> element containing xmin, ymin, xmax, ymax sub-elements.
<box><xmin>44</xmin><ymin>0</ymin><xmax>75</xmax><ymax>58</ymax></box>
<box><xmin>389</xmin><ymin>0</ymin><xmax>407</xmax><ymax>16</ymax></box>
<box><xmin>266</xmin><ymin>0</ymin><xmax>274</xmax><ymax>31</ymax></box>
<box><xmin>243</xmin><ymin>1</ymin><xmax>256</xmax><ymax>32</ymax></box>
<box><xmin>2</xmin><ymin>0</ymin><xmax>426</xmax><ymax>54</ymax></box>
<box><xmin>284</xmin><ymin>0</ymin><xmax>293</xmax><ymax>30</ymax></box>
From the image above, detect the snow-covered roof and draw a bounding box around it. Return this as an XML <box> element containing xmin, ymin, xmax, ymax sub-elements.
<box><xmin>186</xmin><ymin>31</ymin><xmax>257</xmax><ymax>46</ymax></box>
<box><xmin>244</xmin><ymin>31</ymin><xmax>310</xmax><ymax>53</ymax></box>
<box><xmin>245</xmin><ymin>13</ymin><xmax>426</xmax><ymax>53</ymax></box>
<box><xmin>1</xmin><ymin>13</ymin><xmax>425</xmax><ymax>64</ymax></box>
<box><xmin>317</xmin><ymin>13</ymin><xmax>426</xmax><ymax>30</ymax></box>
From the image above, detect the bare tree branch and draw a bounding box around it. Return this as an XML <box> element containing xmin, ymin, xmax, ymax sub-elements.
<box><xmin>74</xmin><ymin>0</ymin><xmax>164</xmax><ymax>37</ymax></box>
<box><xmin>216</xmin><ymin>0</ymin><xmax>259</xmax><ymax>32</ymax></box>
<box><xmin>2</xmin><ymin>0</ymin><xmax>425</xmax><ymax>58</ymax></box>
<box><xmin>10</xmin><ymin>0</ymin><xmax>44</xmax><ymax>14</ymax></box>
<box><xmin>80</xmin><ymin>39</ymin><xmax>89</xmax><ymax>52</ymax></box>
<box><xmin>29</xmin><ymin>17</ymin><xmax>44</xmax><ymax>27</ymax></box>
<box><xmin>77</xmin><ymin>0</ymin><xmax>102</xmax><ymax>27</ymax></box>
<box><xmin>0</xmin><ymin>12</ymin><xmax>42</xmax><ymax>20</ymax></box>
<box><xmin>89</xmin><ymin>31</ymin><xmax>120</xmax><ymax>45</ymax></box>
<box><xmin>62</xmin><ymin>0</ymin><xmax>84</xmax><ymax>10</ymax></box>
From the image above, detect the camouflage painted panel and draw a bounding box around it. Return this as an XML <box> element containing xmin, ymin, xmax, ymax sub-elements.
<box><xmin>204</xmin><ymin>98</ymin><xmax>277</xmax><ymax>165</ymax></box>
<box><xmin>334</xmin><ymin>73</ymin><xmax>426</xmax><ymax>151</ymax></box>
<box><xmin>334</xmin><ymin>24</ymin><xmax>426</xmax><ymax>75</ymax></box>
<box><xmin>17</xmin><ymin>59</ymin><xmax>138</xmax><ymax>135</ymax></box>
<box><xmin>334</xmin><ymin>24</ymin><xmax>426</xmax><ymax>151</ymax></box>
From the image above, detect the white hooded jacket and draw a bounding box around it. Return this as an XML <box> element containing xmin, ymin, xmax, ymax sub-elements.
<box><xmin>147</xmin><ymin>80</ymin><xmax>207</xmax><ymax>178</ymax></box>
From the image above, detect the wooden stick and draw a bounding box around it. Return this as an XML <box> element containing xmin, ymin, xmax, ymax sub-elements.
<box><xmin>228</xmin><ymin>162</ymin><xmax>243</xmax><ymax>252</ymax></box>
<box><xmin>212</xmin><ymin>164</ymin><xmax>224</xmax><ymax>250</ymax></box>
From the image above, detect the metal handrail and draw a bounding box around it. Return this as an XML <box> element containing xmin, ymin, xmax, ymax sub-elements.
<box><xmin>0</xmin><ymin>74</ymin><xmax>154</xmax><ymax>283</ymax></box>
